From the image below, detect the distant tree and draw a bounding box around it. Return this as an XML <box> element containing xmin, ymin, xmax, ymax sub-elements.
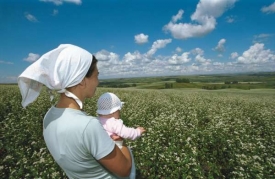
<box><xmin>132</xmin><ymin>83</ymin><xmax>137</xmax><ymax>87</ymax></box>
<box><xmin>224</xmin><ymin>81</ymin><xmax>231</xmax><ymax>84</ymax></box>
<box><xmin>176</xmin><ymin>78</ymin><xmax>190</xmax><ymax>83</ymax></box>
<box><xmin>232</xmin><ymin>81</ymin><xmax>238</xmax><ymax>84</ymax></box>
<box><xmin>165</xmin><ymin>83</ymin><xmax>173</xmax><ymax>89</ymax></box>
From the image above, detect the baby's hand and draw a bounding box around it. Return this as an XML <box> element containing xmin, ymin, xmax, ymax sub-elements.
<box><xmin>137</xmin><ymin>127</ymin><xmax>146</xmax><ymax>135</ymax></box>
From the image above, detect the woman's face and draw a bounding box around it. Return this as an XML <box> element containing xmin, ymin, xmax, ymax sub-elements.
<box><xmin>85</xmin><ymin>66</ymin><xmax>99</xmax><ymax>98</ymax></box>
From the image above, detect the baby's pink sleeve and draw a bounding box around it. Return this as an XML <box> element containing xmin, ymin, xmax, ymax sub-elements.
<box><xmin>108</xmin><ymin>119</ymin><xmax>141</xmax><ymax>140</ymax></box>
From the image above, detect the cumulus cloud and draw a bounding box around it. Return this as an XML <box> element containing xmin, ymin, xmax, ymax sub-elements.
<box><xmin>192</xmin><ymin>48</ymin><xmax>204</xmax><ymax>55</ymax></box>
<box><xmin>123</xmin><ymin>51</ymin><xmax>143</xmax><ymax>63</ymax></box>
<box><xmin>190</xmin><ymin>48</ymin><xmax>211</xmax><ymax>65</ymax></box>
<box><xmin>95</xmin><ymin>50</ymin><xmax>120</xmax><ymax>65</ymax></box>
<box><xmin>146</xmin><ymin>39</ymin><xmax>172</xmax><ymax>56</ymax></box>
<box><xmin>195</xmin><ymin>54</ymin><xmax>211</xmax><ymax>65</ymax></box>
<box><xmin>25</xmin><ymin>12</ymin><xmax>38</xmax><ymax>22</ymax></box>
<box><xmin>175</xmin><ymin>47</ymin><xmax>182</xmax><ymax>53</ymax></box>
<box><xmin>24</xmin><ymin>53</ymin><xmax>40</xmax><ymax>62</ymax></box>
<box><xmin>134</xmin><ymin>33</ymin><xmax>149</xmax><ymax>44</ymax></box>
<box><xmin>213</xmin><ymin>38</ymin><xmax>226</xmax><ymax>52</ymax></box>
<box><xmin>40</xmin><ymin>0</ymin><xmax>82</xmax><ymax>5</ymax></box>
<box><xmin>261</xmin><ymin>2</ymin><xmax>275</xmax><ymax>14</ymax></box>
<box><xmin>163</xmin><ymin>0</ymin><xmax>237</xmax><ymax>39</ymax></box>
<box><xmin>213</xmin><ymin>62</ymin><xmax>223</xmax><ymax>66</ymax></box>
<box><xmin>168</xmin><ymin>52</ymin><xmax>191</xmax><ymax>65</ymax></box>
<box><xmin>172</xmin><ymin>9</ymin><xmax>184</xmax><ymax>23</ymax></box>
<box><xmin>230</xmin><ymin>52</ymin><xmax>239</xmax><ymax>59</ymax></box>
<box><xmin>163</xmin><ymin>10</ymin><xmax>216</xmax><ymax>39</ymax></box>
<box><xmin>94</xmin><ymin>42</ymin><xmax>275</xmax><ymax>79</ymax></box>
<box><xmin>237</xmin><ymin>43</ymin><xmax>275</xmax><ymax>64</ymax></box>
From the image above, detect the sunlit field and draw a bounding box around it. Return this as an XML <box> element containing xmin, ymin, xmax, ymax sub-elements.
<box><xmin>1</xmin><ymin>85</ymin><xmax>275</xmax><ymax>178</ymax></box>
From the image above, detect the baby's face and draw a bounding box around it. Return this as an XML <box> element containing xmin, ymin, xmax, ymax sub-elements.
<box><xmin>112</xmin><ymin>110</ymin><xmax>120</xmax><ymax>119</ymax></box>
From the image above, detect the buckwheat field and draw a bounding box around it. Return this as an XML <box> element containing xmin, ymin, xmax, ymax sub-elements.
<box><xmin>1</xmin><ymin>85</ymin><xmax>275</xmax><ymax>178</ymax></box>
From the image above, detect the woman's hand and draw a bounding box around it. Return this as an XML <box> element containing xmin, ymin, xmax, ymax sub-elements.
<box><xmin>111</xmin><ymin>134</ymin><xmax>124</xmax><ymax>141</ymax></box>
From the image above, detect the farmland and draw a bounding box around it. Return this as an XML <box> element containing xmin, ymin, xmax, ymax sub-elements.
<box><xmin>1</xmin><ymin>85</ymin><xmax>275</xmax><ymax>178</ymax></box>
<box><xmin>98</xmin><ymin>72</ymin><xmax>275</xmax><ymax>90</ymax></box>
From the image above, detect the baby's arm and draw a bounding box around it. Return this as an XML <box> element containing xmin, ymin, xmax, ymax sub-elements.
<box><xmin>110</xmin><ymin>119</ymin><xmax>145</xmax><ymax>140</ymax></box>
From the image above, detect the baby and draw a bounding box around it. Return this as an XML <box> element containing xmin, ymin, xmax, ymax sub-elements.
<box><xmin>96</xmin><ymin>92</ymin><xmax>146</xmax><ymax>148</ymax></box>
<box><xmin>97</xmin><ymin>92</ymin><xmax>145</xmax><ymax>179</ymax></box>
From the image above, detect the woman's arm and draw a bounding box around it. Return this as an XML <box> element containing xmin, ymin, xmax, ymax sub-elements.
<box><xmin>83</xmin><ymin>119</ymin><xmax>132</xmax><ymax>177</ymax></box>
<box><xmin>98</xmin><ymin>142</ymin><xmax>132</xmax><ymax>177</ymax></box>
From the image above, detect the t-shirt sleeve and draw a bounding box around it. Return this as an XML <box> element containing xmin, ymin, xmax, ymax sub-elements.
<box><xmin>82</xmin><ymin>118</ymin><xmax>115</xmax><ymax>160</ymax></box>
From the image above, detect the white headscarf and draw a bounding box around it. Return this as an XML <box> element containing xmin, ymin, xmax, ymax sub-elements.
<box><xmin>18</xmin><ymin>44</ymin><xmax>93</xmax><ymax>109</ymax></box>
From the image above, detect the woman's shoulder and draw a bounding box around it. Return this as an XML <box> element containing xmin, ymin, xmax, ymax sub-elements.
<box><xmin>47</xmin><ymin>106</ymin><xmax>100</xmax><ymax>126</ymax></box>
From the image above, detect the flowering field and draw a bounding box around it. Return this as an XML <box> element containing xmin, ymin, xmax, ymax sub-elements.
<box><xmin>1</xmin><ymin>85</ymin><xmax>275</xmax><ymax>178</ymax></box>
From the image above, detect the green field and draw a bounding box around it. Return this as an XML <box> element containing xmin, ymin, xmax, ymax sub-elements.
<box><xmin>98</xmin><ymin>72</ymin><xmax>275</xmax><ymax>90</ymax></box>
<box><xmin>1</xmin><ymin>85</ymin><xmax>275</xmax><ymax>178</ymax></box>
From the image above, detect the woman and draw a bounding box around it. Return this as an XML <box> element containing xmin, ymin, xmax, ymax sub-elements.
<box><xmin>18</xmin><ymin>44</ymin><xmax>132</xmax><ymax>178</ymax></box>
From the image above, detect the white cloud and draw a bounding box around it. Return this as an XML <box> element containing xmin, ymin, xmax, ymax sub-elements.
<box><xmin>261</xmin><ymin>2</ymin><xmax>275</xmax><ymax>14</ymax></box>
<box><xmin>25</xmin><ymin>12</ymin><xmax>38</xmax><ymax>22</ymax></box>
<box><xmin>168</xmin><ymin>52</ymin><xmax>191</xmax><ymax>65</ymax></box>
<box><xmin>163</xmin><ymin>11</ymin><xmax>216</xmax><ymax>39</ymax></box>
<box><xmin>214</xmin><ymin>38</ymin><xmax>226</xmax><ymax>52</ymax></box>
<box><xmin>172</xmin><ymin>9</ymin><xmax>184</xmax><ymax>23</ymax></box>
<box><xmin>213</xmin><ymin>62</ymin><xmax>223</xmax><ymax>66</ymax></box>
<box><xmin>253</xmin><ymin>33</ymin><xmax>273</xmax><ymax>43</ymax></box>
<box><xmin>195</xmin><ymin>54</ymin><xmax>211</xmax><ymax>65</ymax></box>
<box><xmin>134</xmin><ymin>33</ymin><xmax>149</xmax><ymax>44</ymax></box>
<box><xmin>0</xmin><ymin>60</ymin><xmax>13</xmax><ymax>65</ymax></box>
<box><xmin>225</xmin><ymin>15</ymin><xmax>235</xmax><ymax>23</ymax></box>
<box><xmin>146</xmin><ymin>39</ymin><xmax>172</xmax><ymax>56</ymax></box>
<box><xmin>94</xmin><ymin>42</ymin><xmax>274</xmax><ymax>79</ymax></box>
<box><xmin>192</xmin><ymin>48</ymin><xmax>204</xmax><ymax>55</ymax></box>
<box><xmin>191</xmin><ymin>48</ymin><xmax>212</xmax><ymax>65</ymax></box>
<box><xmin>191</xmin><ymin>0</ymin><xmax>237</xmax><ymax>20</ymax></box>
<box><xmin>237</xmin><ymin>43</ymin><xmax>275</xmax><ymax>64</ymax></box>
<box><xmin>123</xmin><ymin>51</ymin><xmax>143</xmax><ymax>63</ymax></box>
<box><xmin>163</xmin><ymin>0</ymin><xmax>237</xmax><ymax>39</ymax></box>
<box><xmin>95</xmin><ymin>50</ymin><xmax>120</xmax><ymax>65</ymax></box>
<box><xmin>40</xmin><ymin>0</ymin><xmax>82</xmax><ymax>5</ymax></box>
<box><xmin>230</xmin><ymin>52</ymin><xmax>239</xmax><ymax>59</ymax></box>
<box><xmin>24</xmin><ymin>53</ymin><xmax>40</xmax><ymax>62</ymax></box>
<box><xmin>0</xmin><ymin>76</ymin><xmax>18</xmax><ymax>83</ymax></box>
<box><xmin>52</xmin><ymin>9</ymin><xmax>59</xmax><ymax>16</ymax></box>
<box><xmin>175</xmin><ymin>47</ymin><xmax>182</xmax><ymax>53</ymax></box>
<box><xmin>255</xmin><ymin>33</ymin><xmax>273</xmax><ymax>38</ymax></box>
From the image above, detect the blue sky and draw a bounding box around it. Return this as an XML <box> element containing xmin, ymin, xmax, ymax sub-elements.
<box><xmin>1</xmin><ymin>0</ymin><xmax>275</xmax><ymax>83</ymax></box>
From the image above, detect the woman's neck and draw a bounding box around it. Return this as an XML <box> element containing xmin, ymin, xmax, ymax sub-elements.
<box><xmin>56</xmin><ymin>93</ymin><xmax>81</xmax><ymax>110</ymax></box>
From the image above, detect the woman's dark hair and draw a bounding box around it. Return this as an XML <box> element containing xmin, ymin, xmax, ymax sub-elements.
<box><xmin>85</xmin><ymin>55</ymin><xmax>98</xmax><ymax>78</ymax></box>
